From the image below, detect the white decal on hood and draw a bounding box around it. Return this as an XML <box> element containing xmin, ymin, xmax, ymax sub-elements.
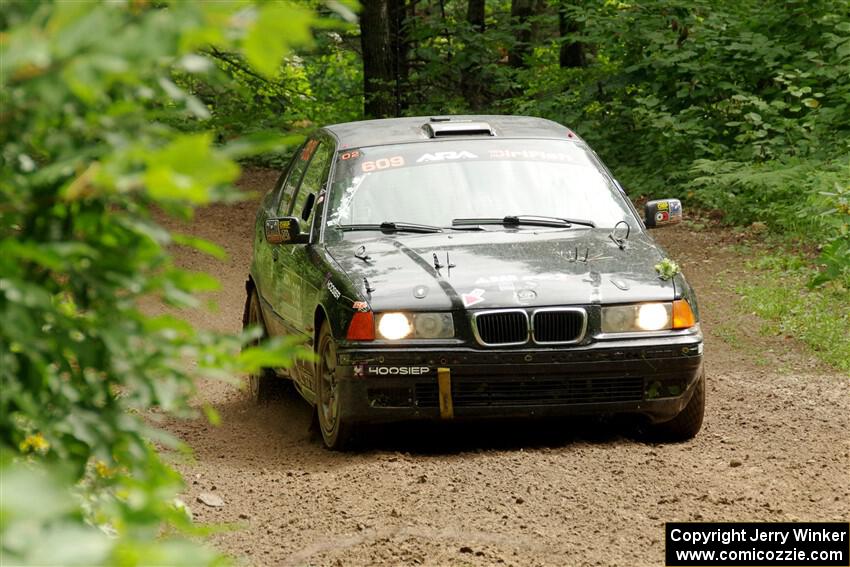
<box><xmin>474</xmin><ymin>275</ymin><xmax>519</xmax><ymax>285</ymax></box>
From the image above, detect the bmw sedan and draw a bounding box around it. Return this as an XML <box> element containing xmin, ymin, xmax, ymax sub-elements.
<box><xmin>244</xmin><ymin>115</ymin><xmax>704</xmax><ymax>449</ymax></box>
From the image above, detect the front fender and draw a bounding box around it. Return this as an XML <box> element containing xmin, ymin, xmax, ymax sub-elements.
<box><xmin>673</xmin><ymin>272</ymin><xmax>700</xmax><ymax>322</ymax></box>
<box><xmin>315</xmin><ymin>275</ymin><xmax>363</xmax><ymax>341</ymax></box>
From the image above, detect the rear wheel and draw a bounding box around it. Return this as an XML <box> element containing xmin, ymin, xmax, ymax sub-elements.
<box><xmin>316</xmin><ymin>321</ymin><xmax>356</xmax><ymax>450</ymax></box>
<box><xmin>652</xmin><ymin>370</ymin><xmax>705</xmax><ymax>441</ymax></box>
<box><xmin>244</xmin><ymin>288</ymin><xmax>280</xmax><ymax>403</ymax></box>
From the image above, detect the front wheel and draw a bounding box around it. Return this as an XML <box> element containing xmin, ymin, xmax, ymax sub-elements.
<box><xmin>316</xmin><ymin>321</ymin><xmax>356</xmax><ymax>450</ymax></box>
<box><xmin>652</xmin><ymin>370</ymin><xmax>705</xmax><ymax>441</ymax></box>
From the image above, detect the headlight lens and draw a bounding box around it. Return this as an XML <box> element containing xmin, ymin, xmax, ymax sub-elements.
<box><xmin>602</xmin><ymin>303</ymin><xmax>673</xmax><ymax>333</ymax></box>
<box><xmin>376</xmin><ymin>312</ymin><xmax>454</xmax><ymax>340</ymax></box>
<box><xmin>413</xmin><ymin>313</ymin><xmax>454</xmax><ymax>338</ymax></box>
<box><xmin>636</xmin><ymin>303</ymin><xmax>670</xmax><ymax>331</ymax></box>
<box><xmin>377</xmin><ymin>313</ymin><xmax>413</xmax><ymax>340</ymax></box>
<box><xmin>602</xmin><ymin>305</ymin><xmax>635</xmax><ymax>333</ymax></box>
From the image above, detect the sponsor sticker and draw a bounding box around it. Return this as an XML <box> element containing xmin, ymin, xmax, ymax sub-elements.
<box><xmin>516</xmin><ymin>289</ymin><xmax>537</xmax><ymax>302</ymax></box>
<box><xmin>327</xmin><ymin>281</ymin><xmax>341</xmax><ymax>300</ymax></box>
<box><xmin>474</xmin><ymin>275</ymin><xmax>519</xmax><ymax>285</ymax></box>
<box><xmin>367</xmin><ymin>366</ymin><xmax>431</xmax><ymax>376</ymax></box>
<box><xmin>416</xmin><ymin>151</ymin><xmax>478</xmax><ymax>163</ymax></box>
<box><xmin>487</xmin><ymin>149</ymin><xmax>583</xmax><ymax>164</ymax></box>
<box><xmin>461</xmin><ymin>288</ymin><xmax>486</xmax><ymax>307</ymax></box>
<box><xmin>352</xmin><ymin>301</ymin><xmax>369</xmax><ymax>311</ymax></box>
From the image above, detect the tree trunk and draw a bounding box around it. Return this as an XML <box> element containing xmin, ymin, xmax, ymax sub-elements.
<box><xmin>390</xmin><ymin>0</ymin><xmax>409</xmax><ymax>113</ymax></box>
<box><xmin>467</xmin><ymin>0</ymin><xmax>485</xmax><ymax>32</ymax></box>
<box><xmin>508</xmin><ymin>0</ymin><xmax>534</xmax><ymax>68</ymax></box>
<box><xmin>460</xmin><ymin>0</ymin><xmax>486</xmax><ymax>109</ymax></box>
<box><xmin>558</xmin><ymin>2</ymin><xmax>585</xmax><ymax>68</ymax></box>
<box><xmin>361</xmin><ymin>0</ymin><xmax>403</xmax><ymax>118</ymax></box>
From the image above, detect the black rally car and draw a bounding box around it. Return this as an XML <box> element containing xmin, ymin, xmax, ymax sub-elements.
<box><xmin>245</xmin><ymin>115</ymin><xmax>704</xmax><ymax>449</ymax></box>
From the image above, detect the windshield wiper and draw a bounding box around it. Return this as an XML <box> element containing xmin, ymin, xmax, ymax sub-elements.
<box><xmin>444</xmin><ymin>225</ymin><xmax>486</xmax><ymax>231</ymax></box>
<box><xmin>335</xmin><ymin>221</ymin><xmax>443</xmax><ymax>234</ymax></box>
<box><xmin>452</xmin><ymin>215</ymin><xmax>596</xmax><ymax>229</ymax></box>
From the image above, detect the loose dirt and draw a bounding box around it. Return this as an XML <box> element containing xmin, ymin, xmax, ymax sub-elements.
<box><xmin>158</xmin><ymin>168</ymin><xmax>849</xmax><ymax>567</ymax></box>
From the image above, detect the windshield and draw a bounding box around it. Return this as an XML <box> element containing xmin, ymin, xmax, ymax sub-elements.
<box><xmin>325</xmin><ymin>139</ymin><xmax>634</xmax><ymax>237</ymax></box>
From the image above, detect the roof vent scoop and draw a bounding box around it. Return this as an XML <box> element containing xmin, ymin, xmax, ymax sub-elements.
<box><xmin>423</xmin><ymin>121</ymin><xmax>495</xmax><ymax>138</ymax></box>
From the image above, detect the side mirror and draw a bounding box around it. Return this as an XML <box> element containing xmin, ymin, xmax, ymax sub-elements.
<box><xmin>264</xmin><ymin>217</ymin><xmax>308</xmax><ymax>244</ymax></box>
<box><xmin>644</xmin><ymin>199</ymin><xmax>683</xmax><ymax>228</ymax></box>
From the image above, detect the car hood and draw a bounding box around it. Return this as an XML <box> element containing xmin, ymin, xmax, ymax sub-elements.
<box><xmin>326</xmin><ymin>229</ymin><xmax>673</xmax><ymax>311</ymax></box>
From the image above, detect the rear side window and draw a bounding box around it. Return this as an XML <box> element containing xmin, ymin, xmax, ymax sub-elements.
<box><xmin>293</xmin><ymin>142</ymin><xmax>333</xmax><ymax>222</ymax></box>
<box><xmin>276</xmin><ymin>140</ymin><xmax>318</xmax><ymax>217</ymax></box>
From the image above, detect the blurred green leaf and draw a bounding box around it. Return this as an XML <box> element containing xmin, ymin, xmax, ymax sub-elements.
<box><xmin>243</xmin><ymin>3</ymin><xmax>314</xmax><ymax>78</ymax></box>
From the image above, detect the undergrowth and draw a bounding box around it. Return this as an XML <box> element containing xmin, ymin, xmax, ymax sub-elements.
<box><xmin>738</xmin><ymin>254</ymin><xmax>850</xmax><ymax>375</ymax></box>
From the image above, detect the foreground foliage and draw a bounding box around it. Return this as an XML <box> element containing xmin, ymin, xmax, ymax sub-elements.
<box><xmin>0</xmin><ymin>1</ymin><xmax>324</xmax><ymax>563</ymax></box>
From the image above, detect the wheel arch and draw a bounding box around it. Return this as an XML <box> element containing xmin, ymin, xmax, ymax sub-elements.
<box><xmin>242</xmin><ymin>275</ymin><xmax>257</xmax><ymax>329</ymax></box>
<box><xmin>313</xmin><ymin>304</ymin><xmax>329</xmax><ymax>352</ymax></box>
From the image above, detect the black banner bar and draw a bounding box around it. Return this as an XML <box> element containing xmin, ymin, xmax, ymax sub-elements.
<box><xmin>666</xmin><ymin>522</ymin><xmax>849</xmax><ymax>566</ymax></box>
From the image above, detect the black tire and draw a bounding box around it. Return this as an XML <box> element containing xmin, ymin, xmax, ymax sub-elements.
<box><xmin>244</xmin><ymin>288</ymin><xmax>281</xmax><ymax>403</ymax></box>
<box><xmin>652</xmin><ymin>370</ymin><xmax>705</xmax><ymax>441</ymax></box>
<box><xmin>316</xmin><ymin>321</ymin><xmax>356</xmax><ymax>450</ymax></box>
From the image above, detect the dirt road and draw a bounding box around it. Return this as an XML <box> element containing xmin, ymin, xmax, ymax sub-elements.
<box><xmin>161</xmin><ymin>169</ymin><xmax>849</xmax><ymax>566</ymax></box>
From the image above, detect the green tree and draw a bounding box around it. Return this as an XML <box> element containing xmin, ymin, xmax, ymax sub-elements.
<box><xmin>0</xmin><ymin>1</ymin><xmax>331</xmax><ymax>563</ymax></box>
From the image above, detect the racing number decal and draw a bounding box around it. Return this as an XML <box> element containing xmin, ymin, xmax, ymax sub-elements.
<box><xmin>361</xmin><ymin>156</ymin><xmax>405</xmax><ymax>172</ymax></box>
<box><xmin>339</xmin><ymin>150</ymin><xmax>361</xmax><ymax>161</ymax></box>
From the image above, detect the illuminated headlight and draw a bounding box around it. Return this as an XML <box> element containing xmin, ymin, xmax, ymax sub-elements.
<box><xmin>376</xmin><ymin>312</ymin><xmax>454</xmax><ymax>340</ymax></box>
<box><xmin>602</xmin><ymin>303</ymin><xmax>672</xmax><ymax>333</ymax></box>
<box><xmin>636</xmin><ymin>303</ymin><xmax>670</xmax><ymax>330</ymax></box>
<box><xmin>377</xmin><ymin>313</ymin><xmax>413</xmax><ymax>340</ymax></box>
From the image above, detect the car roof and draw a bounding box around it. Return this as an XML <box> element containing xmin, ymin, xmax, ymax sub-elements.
<box><xmin>323</xmin><ymin>115</ymin><xmax>582</xmax><ymax>149</ymax></box>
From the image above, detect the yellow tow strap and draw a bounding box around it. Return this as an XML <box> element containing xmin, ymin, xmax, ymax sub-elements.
<box><xmin>437</xmin><ymin>367</ymin><xmax>453</xmax><ymax>419</ymax></box>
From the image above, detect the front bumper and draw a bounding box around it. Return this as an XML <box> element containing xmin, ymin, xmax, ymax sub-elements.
<box><xmin>336</xmin><ymin>333</ymin><xmax>703</xmax><ymax>424</ymax></box>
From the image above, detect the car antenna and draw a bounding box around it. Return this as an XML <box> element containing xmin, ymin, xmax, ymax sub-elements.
<box><xmin>354</xmin><ymin>245</ymin><xmax>371</xmax><ymax>263</ymax></box>
<box><xmin>608</xmin><ymin>220</ymin><xmax>631</xmax><ymax>250</ymax></box>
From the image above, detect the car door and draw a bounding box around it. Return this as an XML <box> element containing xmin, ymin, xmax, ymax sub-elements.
<box><xmin>253</xmin><ymin>141</ymin><xmax>310</xmax><ymax>335</ymax></box>
<box><xmin>273</xmin><ymin>137</ymin><xmax>335</xmax><ymax>392</ymax></box>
